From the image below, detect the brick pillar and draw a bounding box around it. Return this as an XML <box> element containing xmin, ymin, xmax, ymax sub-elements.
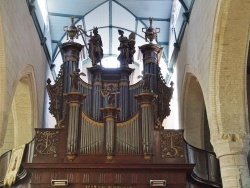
<box><xmin>212</xmin><ymin>134</ymin><xmax>250</xmax><ymax>187</ymax></box>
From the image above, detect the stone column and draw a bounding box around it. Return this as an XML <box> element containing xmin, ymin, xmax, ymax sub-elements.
<box><xmin>212</xmin><ymin>134</ymin><xmax>250</xmax><ymax>187</ymax></box>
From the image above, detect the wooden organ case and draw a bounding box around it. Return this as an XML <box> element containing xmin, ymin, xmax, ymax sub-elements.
<box><xmin>4</xmin><ymin>18</ymin><xmax>195</xmax><ymax>188</ymax></box>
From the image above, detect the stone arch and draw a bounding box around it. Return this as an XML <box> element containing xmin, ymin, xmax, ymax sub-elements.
<box><xmin>208</xmin><ymin>0</ymin><xmax>250</xmax><ymax>143</ymax></box>
<box><xmin>208</xmin><ymin>2</ymin><xmax>250</xmax><ymax>186</ymax></box>
<box><xmin>0</xmin><ymin>65</ymin><xmax>38</xmax><ymax>154</ymax></box>
<box><xmin>0</xmin><ymin>9</ymin><xmax>7</xmax><ymax>149</ymax></box>
<box><xmin>12</xmin><ymin>65</ymin><xmax>38</xmax><ymax>146</ymax></box>
<box><xmin>182</xmin><ymin>71</ymin><xmax>207</xmax><ymax>149</ymax></box>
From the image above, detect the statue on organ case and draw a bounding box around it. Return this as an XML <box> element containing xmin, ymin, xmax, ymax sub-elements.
<box><xmin>117</xmin><ymin>29</ymin><xmax>136</xmax><ymax>66</ymax></box>
<box><xmin>101</xmin><ymin>84</ymin><xmax>119</xmax><ymax>106</ymax></box>
<box><xmin>88</xmin><ymin>27</ymin><xmax>103</xmax><ymax>66</ymax></box>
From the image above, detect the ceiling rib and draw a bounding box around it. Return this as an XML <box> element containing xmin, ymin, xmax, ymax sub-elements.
<box><xmin>48</xmin><ymin>12</ymin><xmax>83</xmax><ymax>18</ymax></box>
<box><xmin>109</xmin><ymin>0</ymin><xmax>112</xmax><ymax>55</ymax></box>
<box><xmin>137</xmin><ymin>17</ymin><xmax>170</xmax><ymax>22</ymax></box>
<box><xmin>135</xmin><ymin>19</ymin><xmax>138</xmax><ymax>40</ymax></box>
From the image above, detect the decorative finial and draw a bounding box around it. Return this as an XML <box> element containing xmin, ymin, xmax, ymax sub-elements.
<box><xmin>142</xmin><ymin>17</ymin><xmax>160</xmax><ymax>43</ymax></box>
<box><xmin>63</xmin><ymin>17</ymin><xmax>82</xmax><ymax>41</ymax></box>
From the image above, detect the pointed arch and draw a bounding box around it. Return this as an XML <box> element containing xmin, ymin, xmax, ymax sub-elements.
<box><xmin>0</xmin><ymin>65</ymin><xmax>38</xmax><ymax>154</ymax></box>
<box><xmin>182</xmin><ymin>72</ymin><xmax>206</xmax><ymax>149</ymax></box>
<box><xmin>12</xmin><ymin>65</ymin><xmax>38</xmax><ymax>146</ymax></box>
<box><xmin>0</xmin><ymin>9</ymin><xmax>7</xmax><ymax>149</ymax></box>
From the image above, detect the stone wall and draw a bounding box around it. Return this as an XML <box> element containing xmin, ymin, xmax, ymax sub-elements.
<box><xmin>0</xmin><ymin>0</ymin><xmax>47</xmax><ymax>149</ymax></box>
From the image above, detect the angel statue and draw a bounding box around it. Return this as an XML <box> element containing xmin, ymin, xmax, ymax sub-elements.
<box><xmin>70</xmin><ymin>69</ymin><xmax>86</xmax><ymax>91</ymax></box>
<box><xmin>101</xmin><ymin>84</ymin><xmax>119</xmax><ymax>106</ymax></box>
<box><xmin>138</xmin><ymin>71</ymin><xmax>154</xmax><ymax>92</ymax></box>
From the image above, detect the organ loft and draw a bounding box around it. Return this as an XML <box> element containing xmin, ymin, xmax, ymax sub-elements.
<box><xmin>0</xmin><ymin>17</ymin><xmax>221</xmax><ymax>188</ymax></box>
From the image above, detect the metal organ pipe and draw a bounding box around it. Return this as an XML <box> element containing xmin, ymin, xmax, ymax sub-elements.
<box><xmin>80</xmin><ymin>114</ymin><xmax>104</xmax><ymax>154</ymax></box>
<box><xmin>116</xmin><ymin>114</ymin><xmax>139</xmax><ymax>154</ymax></box>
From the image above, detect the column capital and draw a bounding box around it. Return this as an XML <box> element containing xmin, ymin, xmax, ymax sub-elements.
<box><xmin>100</xmin><ymin>106</ymin><xmax>120</xmax><ymax>120</ymax></box>
<box><xmin>211</xmin><ymin>133</ymin><xmax>250</xmax><ymax>158</ymax></box>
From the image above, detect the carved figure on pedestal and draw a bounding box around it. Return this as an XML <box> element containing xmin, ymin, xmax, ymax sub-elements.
<box><xmin>117</xmin><ymin>30</ymin><xmax>129</xmax><ymax>66</ymax></box>
<box><xmin>138</xmin><ymin>71</ymin><xmax>154</xmax><ymax>92</ymax></box>
<box><xmin>117</xmin><ymin>30</ymin><xmax>136</xmax><ymax>66</ymax></box>
<box><xmin>88</xmin><ymin>27</ymin><xmax>103</xmax><ymax>66</ymax></box>
<box><xmin>128</xmin><ymin>32</ymin><xmax>136</xmax><ymax>64</ymax></box>
<box><xmin>70</xmin><ymin>69</ymin><xmax>86</xmax><ymax>91</ymax></box>
<box><xmin>101</xmin><ymin>84</ymin><xmax>119</xmax><ymax>106</ymax></box>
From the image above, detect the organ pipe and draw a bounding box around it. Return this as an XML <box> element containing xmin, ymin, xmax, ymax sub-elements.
<box><xmin>64</xmin><ymin>92</ymin><xmax>86</xmax><ymax>161</ymax></box>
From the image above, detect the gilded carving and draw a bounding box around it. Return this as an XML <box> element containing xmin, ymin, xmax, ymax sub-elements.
<box><xmin>116</xmin><ymin>113</ymin><xmax>138</xmax><ymax>127</ymax></box>
<box><xmin>4</xmin><ymin>145</ymin><xmax>26</xmax><ymax>187</ymax></box>
<box><xmin>161</xmin><ymin>131</ymin><xmax>184</xmax><ymax>158</ymax></box>
<box><xmin>79</xmin><ymin>79</ymin><xmax>92</xmax><ymax>89</ymax></box>
<box><xmin>46</xmin><ymin>65</ymin><xmax>64</xmax><ymax>127</ymax></box>
<box><xmin>82</xmin><ymin>112</ymin><xmax>104</xmax><ymax>126</ymax></box>
<box><xmin>34</xmin><ymin>131</ymin><xmax>59</xmax><ymax>157</ymax></box>
<box><xmin>157</xmin><ymin>68</ymin><xmax>174</xmax><ymax>126</ymax></box>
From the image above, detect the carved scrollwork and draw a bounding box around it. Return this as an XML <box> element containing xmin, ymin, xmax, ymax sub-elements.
<box><xmin>46</xmin><ymin>65</ymin><xmax>64</xmax><ymax>127</ymax></box>
<box><xmin>161</xmin><ymin>130</ymin><xmax>184</xmax><ymax>158</ymax></box>
<box><xmin>34</xmin><ymin>130</ymin><xmax>59</xmax><ymax>157</ymax></box>
<box><xmin>157</xmin><ymin>67</ymin><xmax>174</xmax><ymax>126</ymax></box>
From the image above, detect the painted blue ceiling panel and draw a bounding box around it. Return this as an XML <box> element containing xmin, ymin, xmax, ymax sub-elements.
<box><xmin>52</xmin><ymin>43</ymin><xmax>57</xmax><ymax>54</ymax></box>
<box><xmin>112</xmin><ymin>2</ymin><xmax>136</xmax><ymax>32</ymax></box>
<box><xmin>116</xmin><ymin>0</ymin><xmax>173</xmax><ymax>18</ymax></box>
<box><xmin>49</xmin><ymin>15</ymin><xmax>71</xmax><ymax>41</ymax></box>
<box><xmin>47</xmin><ymin>0</ymin><xmax>106</xmax><ymax>15</ymax></box>
<box><xmin>84</xmin><ymin>1</ymin><xmax>109</xmax><ymax>31</ymax></box>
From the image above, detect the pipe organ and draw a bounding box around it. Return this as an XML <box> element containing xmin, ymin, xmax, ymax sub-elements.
<box><xmin>0</xmin><ymin>18</ymin><xmax>197</xmax><ymax>188</ymax></box>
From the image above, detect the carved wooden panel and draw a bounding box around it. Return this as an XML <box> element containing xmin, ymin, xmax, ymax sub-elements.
<box><xmin>34</xmin><ymin>130</ymin><xmax>59</xmax><ymax>157</ymax></box>
<box><xmin>161</xmin><ymin>130</ymin><xmax>184</xmax><ymax>158</ymax></box>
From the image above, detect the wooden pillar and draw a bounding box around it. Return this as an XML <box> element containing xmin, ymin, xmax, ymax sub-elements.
<box><xmin>101</xmin><ymin>106</ymin><xmax>120</xmax><ymax>160</ymax></box>
<box><xmin>64</xmin><ymin>92</ymin><xmax>86</xmax><ymax>161</ymax></box>
<box><xmin>135</xmin><ymin>92</ymin><xmax>157</xmax><ymax>160</ymax></box>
